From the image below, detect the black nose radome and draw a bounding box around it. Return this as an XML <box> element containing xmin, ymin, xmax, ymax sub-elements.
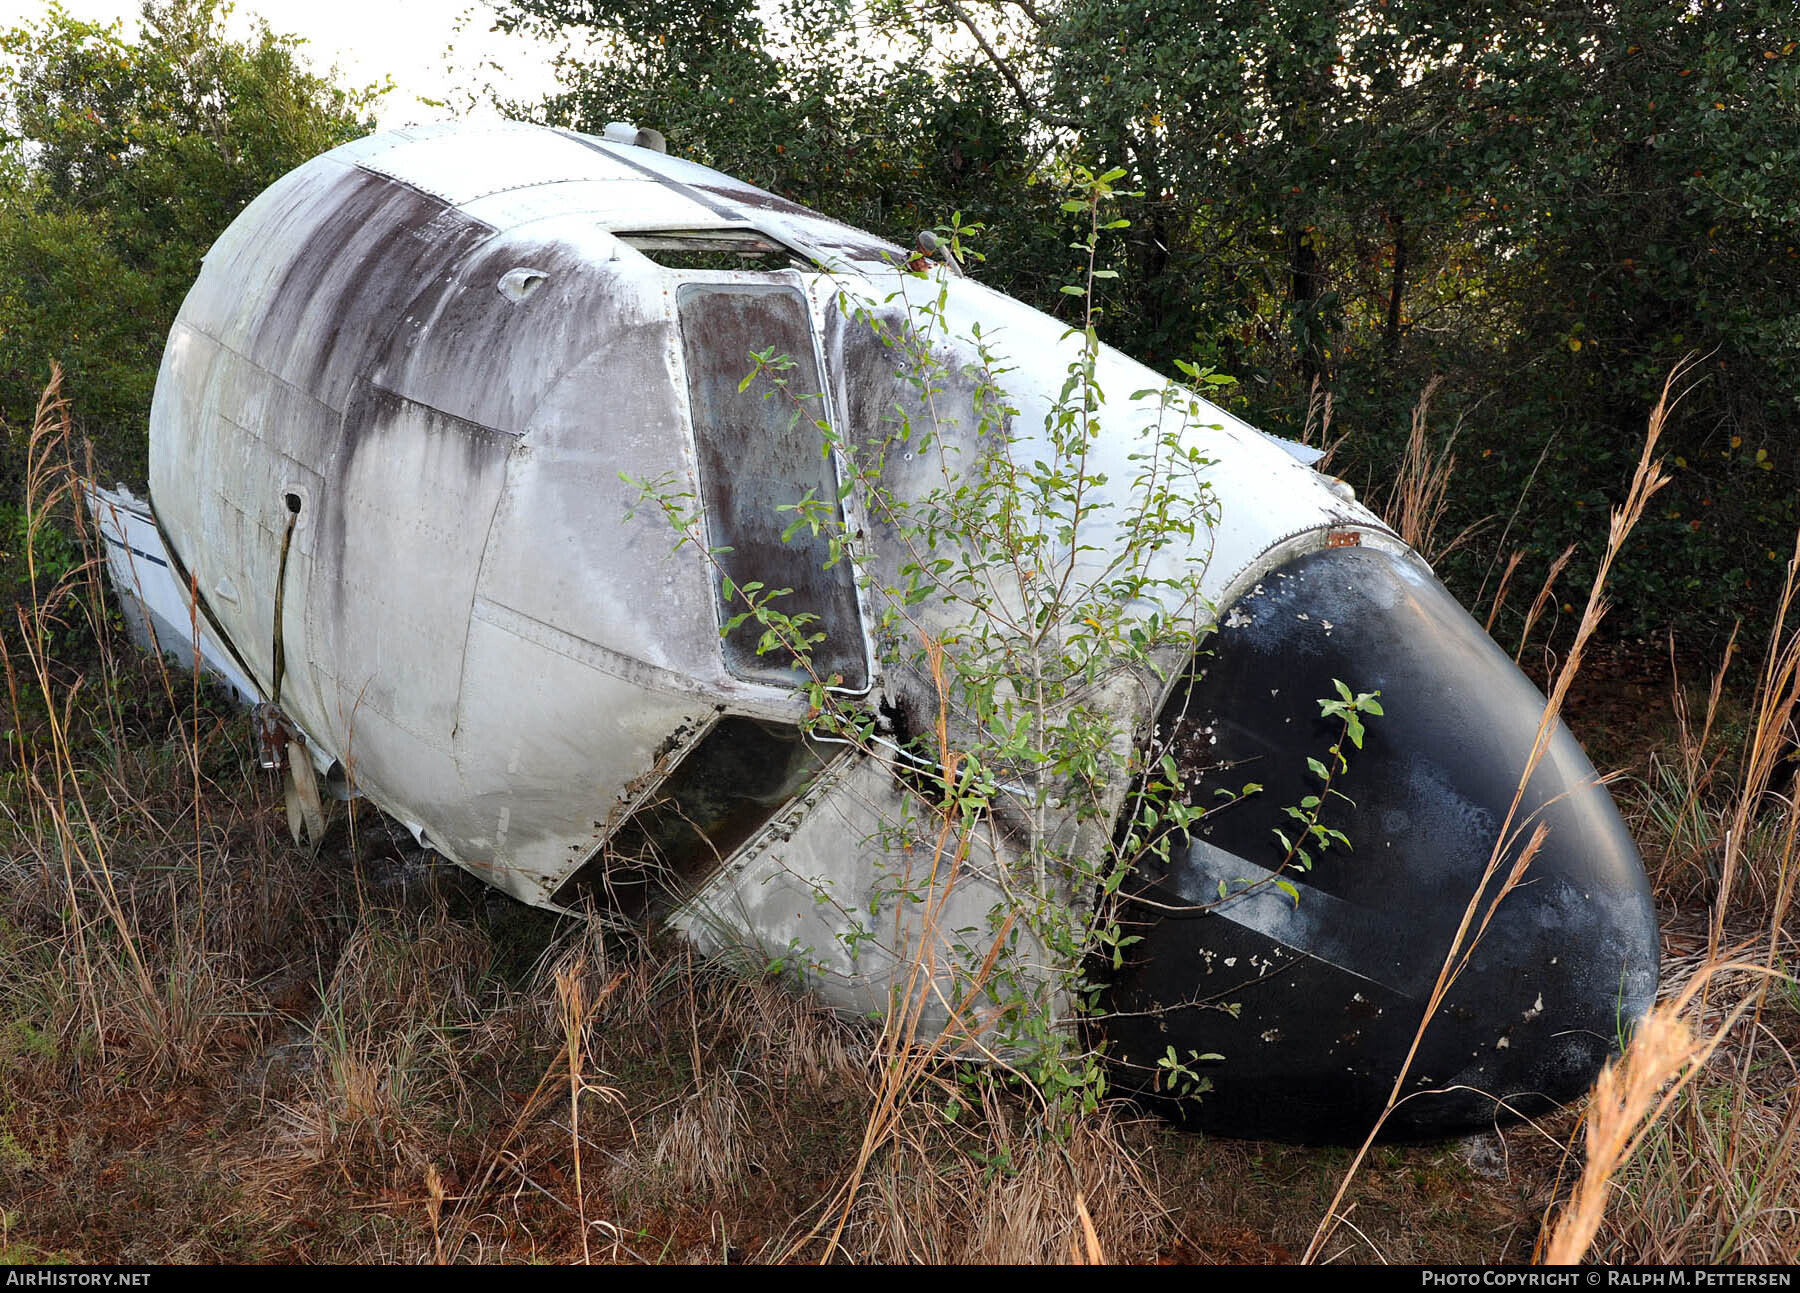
<box><xmin>1104</xmin><ymin>542</ymin><xmax>1659</xmax><ymax>1142</ymax></box>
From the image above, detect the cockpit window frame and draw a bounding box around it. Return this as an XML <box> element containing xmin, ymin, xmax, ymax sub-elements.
<box><xmin>673</xmin><ymin>278</ymin><xmax>873</xmax><ymax>696</ymax></box>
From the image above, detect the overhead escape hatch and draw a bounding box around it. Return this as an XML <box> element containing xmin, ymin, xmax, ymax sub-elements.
<box><xmin>617</xmin><ymin>228</ymin><xmax>811</xmax><ymax>272</ymax></box>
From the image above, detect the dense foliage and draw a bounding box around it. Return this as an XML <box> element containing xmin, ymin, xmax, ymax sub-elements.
<box><xmin>0</xmin><ymin>0</ymin><xmax>376</xmax><ymax>485</ymax></box>
<box><xmin>499</xmin><ymin>0</ymin><xmax>1799</xmax><ymax>643</ymax></box>
<box><xmin>0</xmin><ymin>1</ymin><xmax>1793</xmax><ymax>642</ymax></box>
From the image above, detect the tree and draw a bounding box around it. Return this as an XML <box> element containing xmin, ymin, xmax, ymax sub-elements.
<box><xmin>492</xmin><ymin>0</ymin><xmax>1070</xmax><ymax>306</ymax></box>
<box><xmin>0</xmin><ymin>0</ymin><xmax>378</xmax><ymax>483</ymax></box>
<box><xmin>977</xmin><ymin>0</ymin><xmax>1800</xmax><ymax>636</ymax></box>
<box><xmin>500</xmin><ymin>0</ymin><xmax>1798</xmax><ymax>640</ymax></box>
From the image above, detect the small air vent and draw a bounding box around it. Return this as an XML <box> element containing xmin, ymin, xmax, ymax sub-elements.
<box><xmin>601</xmin><ymin>121</ymin><xmax>667</xmax><ymax>153</ymax></box>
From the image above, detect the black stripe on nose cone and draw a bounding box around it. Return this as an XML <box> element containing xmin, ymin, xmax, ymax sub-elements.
<box><xmin>1104</xmin><ymin>541</ymin><xmax>1659</xmax><ymax>1143</ymax></box>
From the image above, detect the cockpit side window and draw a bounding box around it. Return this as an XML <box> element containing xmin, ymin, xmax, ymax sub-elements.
<box><xmin>675</xmin><ymin>282</ymin><xmax>869</xmax><ymax>692</ymax></box>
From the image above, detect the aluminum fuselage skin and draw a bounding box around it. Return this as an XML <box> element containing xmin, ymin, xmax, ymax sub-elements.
<box><xmin>142</xmin><ymin>122</ymin><xmax>1658</xmax><ymax>1140</ymax></box>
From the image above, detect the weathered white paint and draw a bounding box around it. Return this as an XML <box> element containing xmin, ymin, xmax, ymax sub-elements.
<box><xmin>131</xmin><ymin>121</ymin><xmax>1389</xmax><ymax>1034</ymax></box>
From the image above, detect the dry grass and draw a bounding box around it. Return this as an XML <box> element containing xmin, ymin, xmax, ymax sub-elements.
<box><xmin>1553</xmin><ymin>535</ymin><xmax>1800</xmax><ymax>1265</ymax></box>
<box><xmin>1299</xmin><ymin>376</ymin><xmax>1344</xmax><ymax>470</ymax></box>
<box><xmin>1380</xmin><ymin>377</ymin><xmax>1488</xmax><ymax>564</ymax></box>
<box><xmin>1513</xmin><ymin>543</ymin><xmax>1577</xmax><ymax>667</ymax></box>
<box><xmin>263</xmin><ymin>906</ymin><xmax>508</xmax><ymax>1182</ymax></box>
<box><xmin>1540</xmin><ymin>965</ymin><xmax>1792</xmax><ymax>1267</ymax></box>
<box><xmin>1308</xmin><ymin>358</ymin><xmax>1797</xmax><ymax>1267</ymax></box>
<box><xmin>843</xmin><ymin>1093</ymin><xmax>1166</xmax><ymax>1263</ymax></box>
<box><xmin>1305</xmin><ymin>359</ymin><xmax>1681</xmax><ymax>1262</ymax></box>
<box><xmin>2</xmin><ymin>365</ymin><xmax>1794</xmax><ymax>1264</ymax></box>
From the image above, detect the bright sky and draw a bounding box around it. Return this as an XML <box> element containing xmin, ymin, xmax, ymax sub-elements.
<box><xmin>0</xmin><ymin>0</ymin><xmax>571</xmax><ymax>127</ymax></box>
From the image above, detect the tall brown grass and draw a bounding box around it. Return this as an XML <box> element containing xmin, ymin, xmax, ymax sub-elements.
<box><xmin>1319</xmin><ymin>358</ymin><xmax>1797</xmax><ymax>1265</ymax></box>
<box><xmin>4</xmin><ymin>364</ymin><xmax>1795</xmax><ymax>1264</ymax></box>
<box><xmin>842</xmin><ymin>1089</ymin><xmax>1165</xmax><ymax>1262</ymax></box>
<box><xmin>1381</xmin><ymin>376</ymin><xmax>1489</xmax><ymax>564</ymax></box>
<box><xmin>1546</xmin><ymin>534</ymin><xmax>1800</xmax><ymax>1264</ymax></box>
<box><xmin>1</xmin><ymin>368</ymin><xmax>261</xmax><ymax>1081</ymax></box>
<box><xmin>1305</xmin><ymin>359</ymin><xmax>1685</xmax><ymax>1263</ymax></box>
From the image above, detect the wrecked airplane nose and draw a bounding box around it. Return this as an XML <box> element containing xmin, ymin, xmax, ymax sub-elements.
<box><xmin>1106</xmin><ymin>541</ymin><xmax>1659</xmax><ymax>1141</ymax></box>
<box><xmin>92</xmin><ymin>119</ymin><xmax>1659</xmax><ymax>1144</ymax></box>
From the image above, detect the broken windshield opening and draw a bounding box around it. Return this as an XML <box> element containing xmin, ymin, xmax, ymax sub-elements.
<box><xmin>549</xmin><ymin>715</ymin><xmax>838</xmax><ymax>915</ymax></box>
